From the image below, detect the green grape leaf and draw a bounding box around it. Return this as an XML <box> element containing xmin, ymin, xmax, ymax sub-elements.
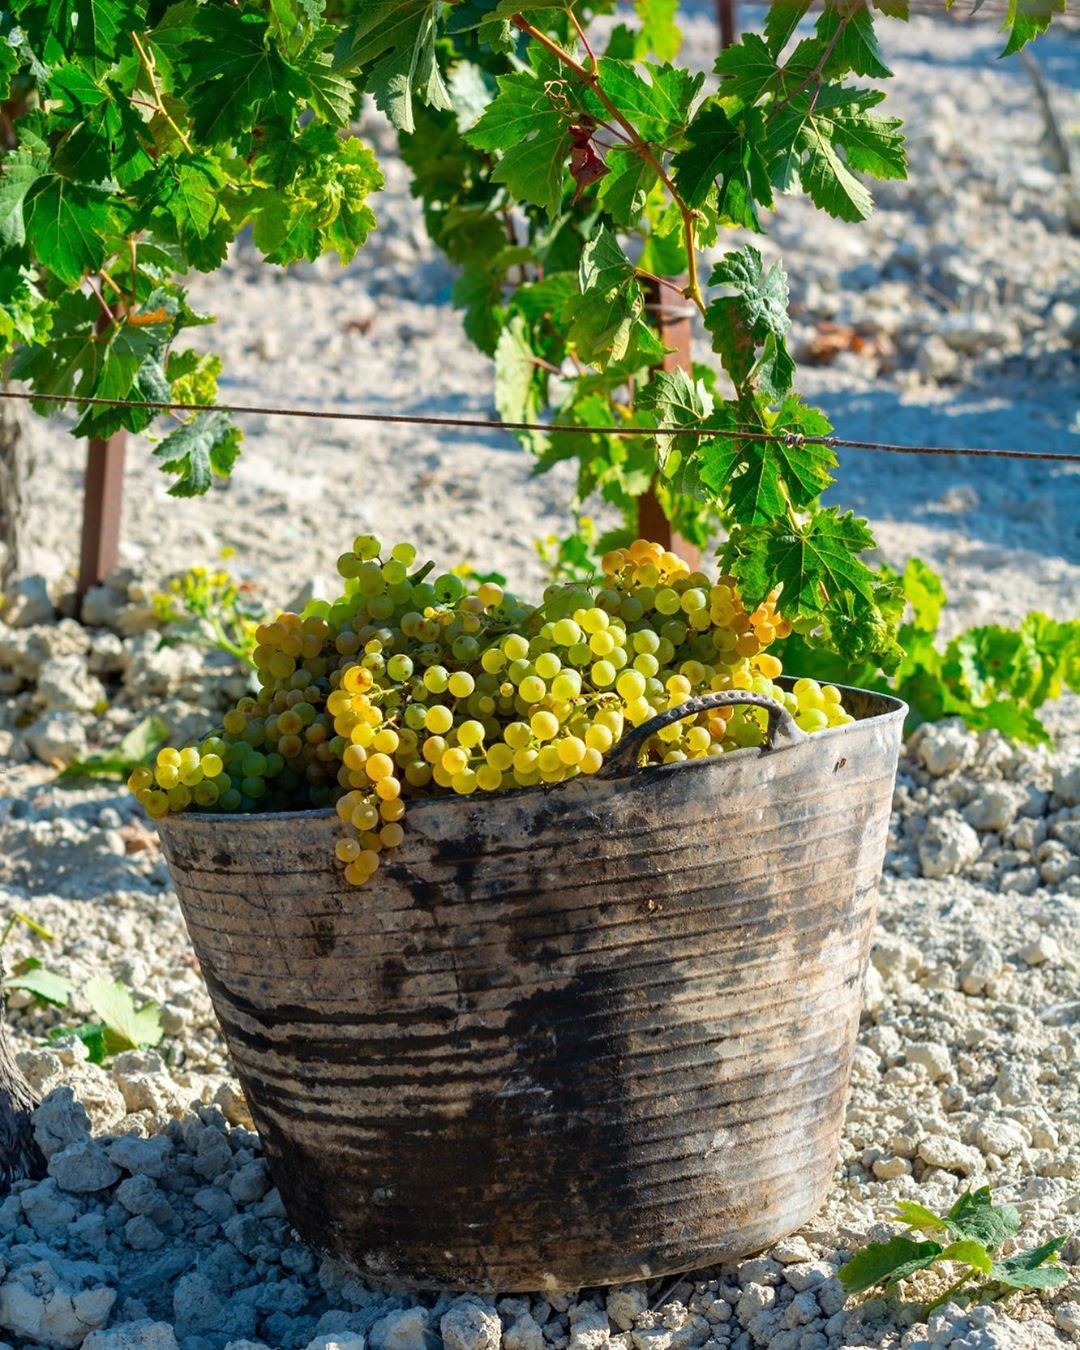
<box><xmin>764</xmin><ymin>0</ymin><xmax>812</xmax><ymax>55</ymax></box>
<box><xmin>634</xmin><ymin>0</ymin><xmax>681</xmax><ymax>61</ymax></box>
<box><xmin>713</xmin><ymin>32</ymin><xmax>781</xmax><ymax>105</ymax></box>
<box><xmin>636</xmin><ymin>365</ymin><xmax>707</xmax><ymax>460</ymax></box>
<box><xmin>989</xmin><ymin>1238</ymin><xmax>1069</xmax><ymax>1290</ymax></box>
<box><xmin>838</xmin><ymin>1236</ymin><xmax>944</xmax><ymax>1295</ymax></box>
<box><xmin>465</xmin><ymin>52</ymin><xmax>572</xmax><ymax>218</ymax></box>
<box><xmin>184</xmin><ymin>5</ymin><xmax>306</xmax><ymax>144</ymax></box>
<box><xmin>827</xmin><ymin>109</ymin><xmax>907</xmax><ymax>182</ymax></box>
<box><xmin>672</xmin><ymin>102</ymin><xmax>773</xmax><ymax>228</ymax></box>
<box><xmin>939</xmin><ymin>620</ymin><xmax>1080</xmax><ymax>742</ymax></box>
<box><xmin>990</xmin><ymin>0</ymin><xmax>1065</xmax><ymax>56</ymax></box>
<box><xmin>141</xmin><ymin>157</ymin><xmax>232</xmax><ymax>273</ymax></box>
<box><xmin>73</xmin><ymin>313</ymin><xmax>172</xmax><ymax>438</ymax></box>
<box><xmin>443</xmin><ymin>0</ymin><xmax>515</xmax><ymax>51</ymax></box>
<box><xmin>153</xmin><ymin>408</ymin><xmax>241</xmax><ymax>497</ymax></box>
<box><xmin>585</xmin><ymin>59</ymin><xmax>702</xmax><ymax>145</ymax></box>
<box><xmin>82</xmin><ymin>977</ymin><xmax>163</xmax><ymax>1053</ymax></box>
<box><xmin>900</xmin><ymin>558</ymin><xmax>946</xmax><ymax>636</ymax></box>
<box><xmin>767</xmin><ymin>84</ymin><xmax>906</xmax><ymax>221</ymax></box>
<box><xmin>473</xmin><ymin>0</ymin><xmax>571</xmax><ymax>18</ymax></box>
<box><xmin>893</xmin><ymin>1199</ymin><xmax>951</xmax><ymax>1235</ymax></box>
<box><xmin>816</xmin><ymin>2</ymin><xmax>892</xmax><ymax>79</ymax></box>
<box><xmin>9</xmin><ymin>290</ymin><xmax>102</xmax><ymax>402</ymax></box>
<box><xmin>266</xmin><ymin>0</ymin><xmax>325</xmax><ymax>58</ymax></box>
<box><xmin>0</xmin><ymin>148</ymin><xmax>47</xmax><ymax>248</ymax></box>
<box><xmin>18</xmin><ymin>0</ymin><xmax>137</xmax><ymax>75</ymax></box>
<box><xmin>6</xmin><ymin>959</ymin><xmax>73</xmax><ymax>1008</ymax></box>
<box><xmin>25</xmin><ymin>175</ymin><xmax>112</xmax><ymax>286</ymax></box>
<box><xmin>494</xmin><ymin>312</ymin><xmax>548</xmax><ymax>453</ymax></box>
<box><xmin>302</xmin><ymin>45</ymin><xmax>356</xmax><ymax>126</ymax></box>
<box><xmin>705</xmin><ymin>245</ymin><xmax>793</xmax><ymax>390</ymax></box>
<box><xmin>250</xmin><ymin>125</ymin><xmax>381</xmax><ymax>265</ymax></box>
<box><xmin>333</xmin><ymin>0</ymin><xmax>450</xmax><ymax>133</ymax></box>
<box><xmin>452</xmin><ymin>244</ymin><xmax>531</xmax><ymax>355</ymax></box>
<box><xmin>597</xmin><ymin>146</ymin><xmax>657</xmax><ymax>227</ymax></box>
<box><xmin>724</xmin><ymin>507</ymin><xmax>901</xmax><ymax>667</ymax></box>
<box><xmin>940</xmin><ymin>1241</ymin><xmax>994</xmax><ymax>1274</ymax></box>
<box><xmin>701</xmin><ymin>395</ymin><xmax>834</xmax><ymax>524</ymax></box>
<box><xmin>560</xmin><ymin>226</ymin><xmax>649</xmax><ymax>368</ymax></box>
<box><xmin>799</xmin><ymin>121</ymin><xmax>873</xmax><ymax>220</ymax></box>
<box><xmin>0</xmin><ymin>263</ymin><xmax>51</xmax><ymax>358</ymax></box>
<box><xmin>944</xmin><ymin>1187</ymin><xmax>1023</xmax><ymax>1249</ymax></box>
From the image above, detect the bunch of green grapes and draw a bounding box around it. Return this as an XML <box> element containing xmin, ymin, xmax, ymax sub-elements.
<box><xmin>129</xmin><ymin>537</ymin><xmax>853</xmax><ymax>885</ymax></box>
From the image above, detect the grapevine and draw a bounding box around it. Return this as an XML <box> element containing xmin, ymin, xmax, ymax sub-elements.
<box><xmin>0</xmin><ymin>0</ymin><xmax>1065</xmax><ymax>676</ymax></box>
<box><xmin>128</xmin><ymin>534</ymin><xmax>855</xmax><ymax>885</ymax></box>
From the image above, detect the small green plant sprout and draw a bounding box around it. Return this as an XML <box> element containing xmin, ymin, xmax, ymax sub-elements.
<box><xmin>58</xmin><ymin>714</ymin><xmax>169</xmax><ymax>783</ymax></box>
<box><xmin>0</xmin><ymin>912</ymin><xmax>74</xmax><ymax>1009</ymax></box>
<box><xmin>49</xmin><ymin>978</ymin><xmax>164</xmax><ymax>1066</ymax></box>
<box><xmin>152</xmin><ymin>563</ymin><xmax>264</xmax><ymax>667</ymax></box>
<box><xmin>839</xmin><ymin>1188</ymin><xmax>1070</xmax><ymax>1312</ymax></box>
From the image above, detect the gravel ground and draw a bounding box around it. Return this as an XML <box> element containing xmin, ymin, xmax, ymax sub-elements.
<box><xmin>2</xmin><ymin>5</ymin><xmax>1079</xmax><ymax>1350</ymax></box>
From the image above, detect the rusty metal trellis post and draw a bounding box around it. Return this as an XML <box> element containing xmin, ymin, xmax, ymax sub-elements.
<box><xmin>638</xmin><ymin>279</ymin><xmax>699</xmax><ymax>568</ymax></box>
<box><xmin>636</xmin><ymin>0</ymin><xmax>739</xmax><ymax>563</ymax></box>
<box><xmin>77</xmin><ymin>431</ymin><xmax>126</xmax><ymax>602</ymax></box>
<box><xmin>717</xmin><ymin>0</ymin><xmax>739</xmax><ymax>51</ymax></box>
<box><xmin>76</xmin><ymin>308</ymin><xmax>127</xmax><ymax>603</ymax></box>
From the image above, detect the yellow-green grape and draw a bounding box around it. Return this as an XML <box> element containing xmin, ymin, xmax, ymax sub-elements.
<box><xmin>128</xmin><ymin>537</ymin><xmax>851</xmax><ymax>887</ymax></box>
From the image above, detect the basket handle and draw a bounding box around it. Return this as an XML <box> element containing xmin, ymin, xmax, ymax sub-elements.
<box><xmin>599</xmin><ymin>690</ymin><xmax>807</xmax><ymax>779</ymax></box>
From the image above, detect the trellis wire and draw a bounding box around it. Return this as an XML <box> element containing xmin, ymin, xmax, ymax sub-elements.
<box><xmin>1</xmin><ymin>387</ymin><xmax>1076</xmax><ymax>463</ymax></box>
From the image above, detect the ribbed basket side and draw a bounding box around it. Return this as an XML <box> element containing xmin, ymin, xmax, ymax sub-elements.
<box><xmin>159</xmin><ymin>702</ymin><xmax>904</xmax><ymax>1291</ymax></box>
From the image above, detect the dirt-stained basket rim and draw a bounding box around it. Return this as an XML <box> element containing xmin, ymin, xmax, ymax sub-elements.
<box><xmin>158</xmin><ymin>680</ymin><xmax>908</xmax><ymax>829</ymax></box>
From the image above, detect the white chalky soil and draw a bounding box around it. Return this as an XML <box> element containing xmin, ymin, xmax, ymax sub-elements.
<box><xmin>3</xmin><ymin>4</ymin><xmax>1078</xmax><ymax>1348</ymax></box>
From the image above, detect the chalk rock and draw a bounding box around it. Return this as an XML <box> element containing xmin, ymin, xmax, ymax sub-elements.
<box><xmin>107</xmin><ymin>1134</ymin><xmax>173</xmax><ymax>1178</ymax></box>
<box><xmin>36</xmin><ymin>655</ymin><xmax>106</xmax><ymax>715</ymax></box>
<box><xmin>370</xmin><ymin>1307</ymin><xmax>434</xmax><ymax>1350</ymax></box>
<box><xmin>905</xmin><ymin>1042</ymin><xmax>952</xmax><ymax>1082</ymax></box>
<box><xmin>0</xmin><ymin>1257</ymin><xmax>116</xmax><ymax>1349</ymax></box>
<box><xmin>503</xmin><ymin>1313</ymin><xmax>546</xmax><ymax>1350</ymax></box>
<box><xmin>66</xmin><ymin>1065</ymin><xmax>128</xmax><ymax>1134</ymax></box>
<box><xmin>606</xmin><ymin>1287</ymin><xmax>647</xmax><ymax>1333</ymax></box>
<box><xmin>88</xmin><ymin>631</ymin><xmax>128</xmax><ymax>676</ymax></box>
<box><xmin>916</xmin><ymin>334</ymin><xmax>959</xmax><ymax>382</ymax></box>
<box><xmin>437</xmin><ymin>1290</ymin><xmax>502</xmax><ymax>1350</ymax></box>
<box><xmin>1020</xmin><ymin>935</ymin><xmax>1060</xmax><ymax>967</ymax></box>
<box><xmin>34</xmin><ymin>1087</ymin><xmax>92</xmax><ymax>1160</ymax></box>
<box><xmin>974</xmin><ymin>1119</ymin><xmax>1028</xmax><ymax>1158</ymax></box>
<box><xmin>83</xmin><ymin>1322</ymin><xmax>180</xmax><ymax>1350</ymax></box>
<box><xmin>963</xmin><ymin>785</ymin><xmax>1026</xmax><ymax>834</ymax></box>
<box><xmin>568</xmin><ymin>1305</ymin><xmax>610</xmax><ymax>1350</ymax></box>
<box><xmin>913</xmin><ymin>719</ymin><xmax>975</xmax><ymax>777</ymax></box>
<box><xmin>938</xmin><ymin>312</ymin><xmax>1018</xmax><ymax>353</ymax></box>
<box><xmin>918</xmin><ymin>815</ymin><xmax>981</xmax><ymax>879</ymax></box>
<box><xmin>20</xmin><ymin>1179</ymin><xmax>77</xmax><ymax>1241</ymax></box>
<box><xmin>1054</xmin><ymin>1303</ymin><xmax>1080</xmax><ymax>1334</ymax></box>
<box><xmin>918</xmin><ymin>1134</ymin><xmax>982</xmax><ymax>1176</ymax></box>
<box><xmin>959</xmin><ymin>944</ymin><xmax>1003</xmax><ymax>996</ymax></box>
<box><xmin>49</xmin><ymin>1138</ymin><xmax>123</xmax><ymax>1194</ymax></box>
<box><xmin>999</xmin><ymin>867</ymin><xmax>1039</xmax><ymax>896</ymax></box>
<box><xmin>3</xmin><ymin>574</ymin><xmax>54</xmax><ymax>627</ymax></box>
<box><xmin>772</xmin><ymin>1237</ymin><xmax>813</xmax><ymax>1266</ymax></box>
<box><xmin>24</xmin><ymin>711</ymin><xmax>87</xmax><ymax>767</ymax></box>
<box><xmin>1052</xmin><ymin>759</ymin><xmax>1080</xmax><ymax>806</ymax></box>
